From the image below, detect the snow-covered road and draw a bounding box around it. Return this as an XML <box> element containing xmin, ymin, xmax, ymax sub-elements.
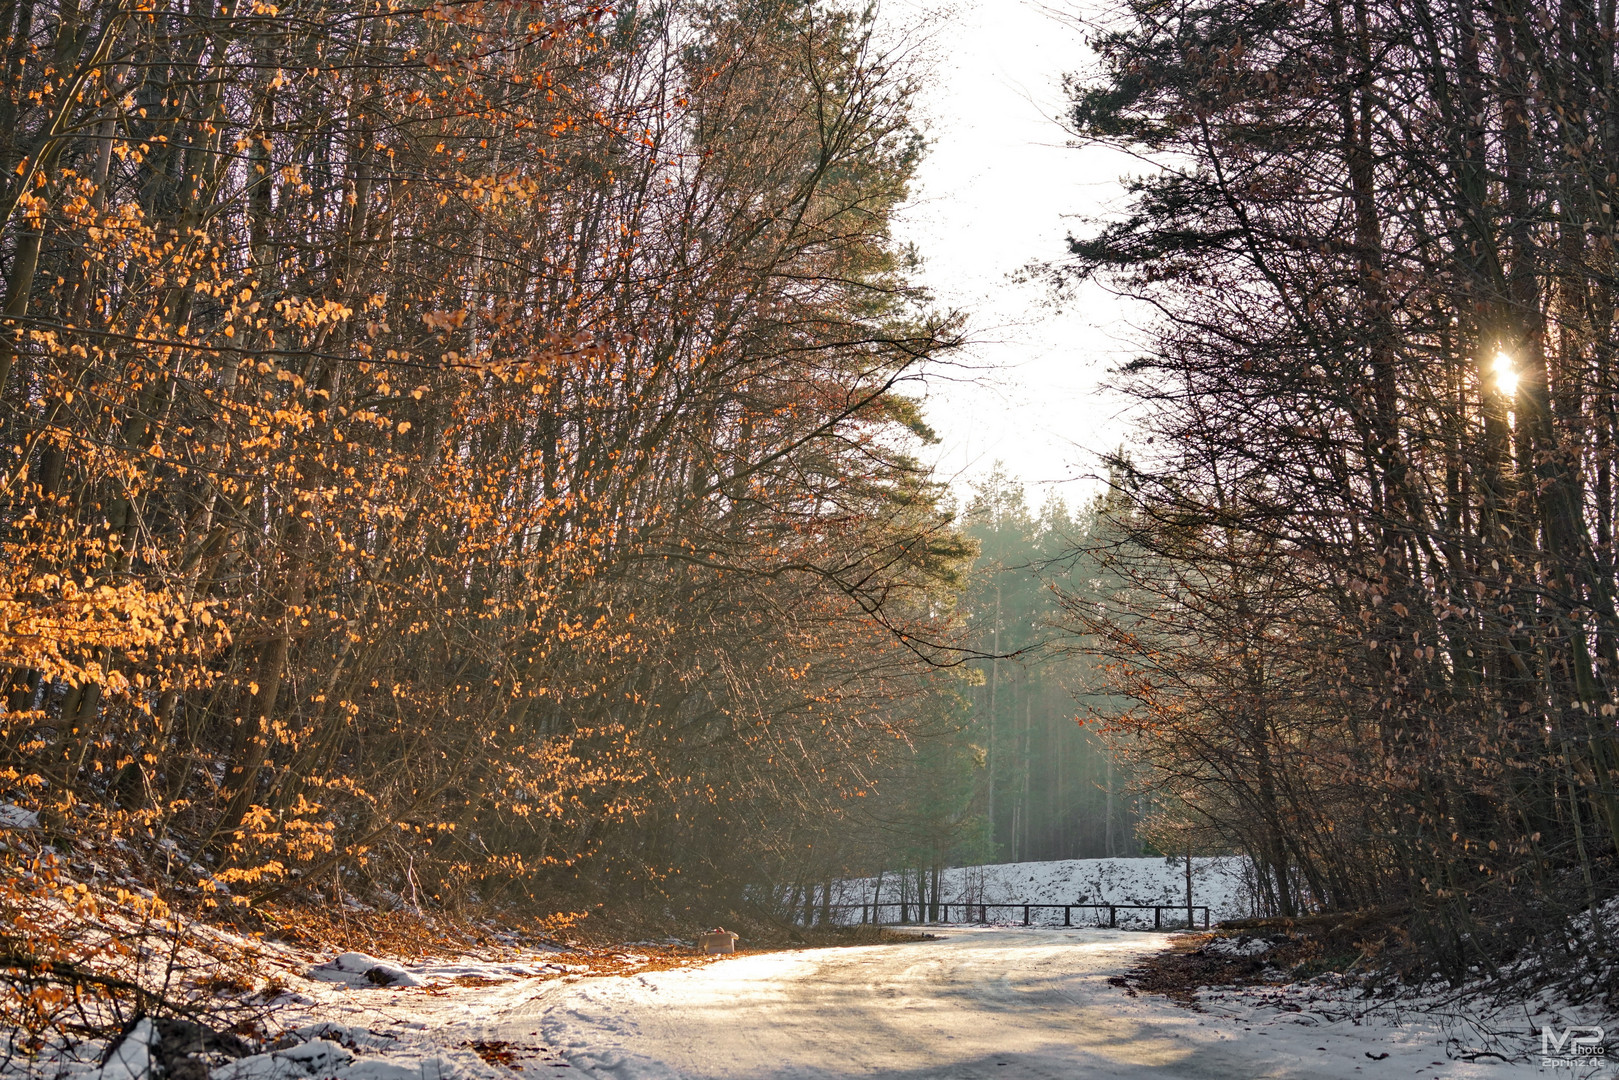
<box><xmin>491</xmin><ymin>927</ymin><xmax>1527</xmax><ymax>1079</ymax></box>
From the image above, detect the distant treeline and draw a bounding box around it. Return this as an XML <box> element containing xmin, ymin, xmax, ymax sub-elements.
<box><xmin>957</xmin><ymin>476</ymin><xmax>1142</xmax><ymax>866</ymax></box>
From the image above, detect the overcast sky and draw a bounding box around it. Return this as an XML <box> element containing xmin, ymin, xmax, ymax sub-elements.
<box><xmin>886</xmin><ymin>0</ymin><xmax>1147</xmax><ymax>507</ymax></box>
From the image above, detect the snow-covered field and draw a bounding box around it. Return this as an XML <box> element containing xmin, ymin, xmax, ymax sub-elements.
<box><xmin>827</xmin><ymin>855</ymin><xmax>1256</xmax><ymax>926</ymax></box>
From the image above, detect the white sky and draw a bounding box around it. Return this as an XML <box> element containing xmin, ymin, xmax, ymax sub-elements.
<box><xmin>886</xmin><ymin>0</ymin><xmax>1148</xmax><ymax>505</ymax></box>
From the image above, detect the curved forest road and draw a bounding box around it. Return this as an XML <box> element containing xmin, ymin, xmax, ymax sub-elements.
<box><xmin>485</xmin><ymin>927</ymin><xmax>1522</xmax><ymax>1080</ymax></box>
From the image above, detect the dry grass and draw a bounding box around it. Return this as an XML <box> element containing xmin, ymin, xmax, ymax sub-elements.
<box><xmin>1121</xmin><ymin>909</ymin><xmax>1406</xmax><ymax>1006</ymax></box>
<box><xmin>222</xmin><ymin>895</ymin><xmax>934</xmax><ymax>990</ymax></box>
<box><xmin>248</xmin><ymin>902</ymin><xmax>577</xmax><ymax>960</ymax></box>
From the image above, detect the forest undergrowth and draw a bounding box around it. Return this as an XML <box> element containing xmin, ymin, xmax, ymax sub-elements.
<box><xmin>0</xmin><ymin>814</ymin><xmax>929</xmax><ymax>1072</ymax></box>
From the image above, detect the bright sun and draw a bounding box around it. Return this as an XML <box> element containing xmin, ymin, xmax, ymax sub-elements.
<box><xmin>1493</xmin><ymin>351</ymin><xmax>1519</xmax><ymax>396</ymax></box>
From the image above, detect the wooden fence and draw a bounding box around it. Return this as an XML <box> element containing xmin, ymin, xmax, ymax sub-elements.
<box><xmin>798</xmin><ymin>901</ymin><xmax>1211</xmax><ymax>931</ymax></box>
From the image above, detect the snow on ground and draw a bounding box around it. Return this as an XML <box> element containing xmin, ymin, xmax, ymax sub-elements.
<box><xmin>828</xmin><ymin>856</ymin><xmax>1256</xmax><ymax>926</ymax></box>
<box><xmin>21</xmin><ymin>951</ymin><xmax>559</xmax><ymax>1080</ymax></box>
<box><xmin>11</xmin><ymin>866</ymin><xmax>1613</xmax><ymax>1080</ymax></box>
<box><xmin>1193</xmin><ymin>971</ymin><xmax>1617</xmax><ymax>1079</ymax></box>
<box><xmin>18</xmin><ymin>921</ymin><xmax>1615</xmax><ymax>1079</ymax></box>
<box><xmin>0</xmin><ymin>803</ymin><xmax>39</xmax><ymax>830</ymax></box>
<box><xmin>12</xmin><ymin>927</ymin><xmax>664</xmax><ymax>1080</ymax></box>
<box><xmin>205</xmin><ymin>1022</ymin><xmax>510</xmax><ymax>1080</ymax></box>
<box><xmin>246</xmin><ymin>927</ymin><xmax>1614</xmax><ymax>1079</ymax></box>
<box><xmin>490</xmin><ymin>926</ymin><xmax>1588</xmax><ymax>1078</ymax></box>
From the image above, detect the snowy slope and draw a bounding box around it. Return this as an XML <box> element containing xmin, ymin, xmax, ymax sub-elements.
<box><xmin>829</xmin><ymin>856</ymin><xmax>1256</xmax><ymax>926</ymax></box>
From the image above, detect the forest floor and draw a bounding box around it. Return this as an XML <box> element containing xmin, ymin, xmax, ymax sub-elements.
<box><xmin>9</xmin><ymin>843</ymin><xmax>1614</xmax><ymax>1078</ymax></box>
<box><xmin>11</xmin><ymin>894</ymin><xmax>924</xmax><ymax>1080</ymax></box>
<box><xmin>23</xmin><ymin>917</ymin><xmax>1607</xmax><ymax>1079</ymax></box>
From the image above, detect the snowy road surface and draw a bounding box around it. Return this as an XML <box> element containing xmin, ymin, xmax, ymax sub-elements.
<box><xmin>490</xmin><ymin>927</ymin><xmax>1527</xmax><ymax>1079</ymax></box>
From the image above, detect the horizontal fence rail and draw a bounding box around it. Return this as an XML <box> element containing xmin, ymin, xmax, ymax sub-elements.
<box><xmin>793</xmin><ymin>901</ymin><xmax>1211</xmax><ymax>931</ymax></box>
